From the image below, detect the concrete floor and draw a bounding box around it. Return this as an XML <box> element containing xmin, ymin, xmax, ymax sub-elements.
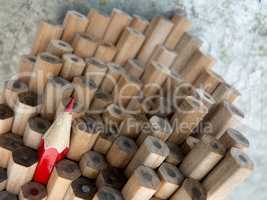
<box><xmin>0</xmin><ymin>0</ymin><xmax>266</xmax><ymax>199</ymax></box>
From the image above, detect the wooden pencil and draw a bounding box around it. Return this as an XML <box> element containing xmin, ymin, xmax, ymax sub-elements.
<box><xmin>18</xmin><ymin>55</ymin><xmax>36</xmax><ymax>83</ymax></box>
<box><xmin>72</xmin><ymin>33</ymin><xmax>98</xmax><ymax>59</ymax></box>
<box><xmin>86</xmin><ymin>9</ymin><xmax>110</xmax><ymax>40</ymax></box>
<box><xmin>63</xmin><ymin>176</ymin><xmax>97</xmax><ymax>200</ymax></box>
<box><xmin>155</xmin><ymin>163</ymin><xmax>184</xmax><ymax>199</ymax></box>
<box><xmin>0</xmin><ymin>167</ymin><xmax>7</xmax><ymax>191</ymax></box>
<box><xmin>129</xmin><ymin>15</ymin><xmax>149</xmax><ymax>33</ymax></box>
<box><xmin>164</xmin><ymin>15</ymin><xmax>191</xmax><ymax>50</ymax></box>
<box><xmin>137</xmin><ymin>16</ymin><xmax>174</xmax><ymax>64</ymax></box>
<box><xmin>170</xmin><ymin>178</ymin><xmax>206</xmax><ymax>200</ymax></box>
<box><xmin>125</xmin><ymin>136</ymin><xmax>169</xmax><ymax>177</ymax></box>
<box><xmin>79</xmin><ymin>151</ymin><xmax>107</xmax><ymax>179</ymax></box>
<box><xmin>47</xmin><ymin>39</ymin><xmax>73</xmax><ymax>57</ymax></box>
<box><xmin>19</xmin><ymin>182</ymin><xmax>47</xmax><ymax>200</ymax></box>
<box><xmin>103</xmin><ymin>8</ymin><xmax>132</xmax><ymax>44</ymax></box>
<box><xmin>114</xmin><ymin>27</ymin><xmax>145</xmax><ymax>66</ymax></box>
<box><xmin>29</xmin><ymin>52</ymin><xmax>63</xmax><ymax>95</ymax></box>
<box><xmin>122</xmin><ymin>165</ymin><xmax>160</xmax><ymax>200</ymax></box>
<box><xmin>0</xmin><ymin>134</ymin><xmax>23</xmax><ymax>168</ymax></box>
<box><xmin>0</xmin><ymin>104</ymin><xmax>14</xmax><ymax>135</ymax></box>
<box><xmin>67</xmin><ymin>117</ymin><xmax>102</xmax><ymax>161</ymax></box>
<box><xmin>62</xmin><ymin>11</ymin><xmax>89</xmax><ymax>43</ymax></box>
<box><xmin>23</xmin><ymin>116</ymin><xmax>51</xmax><ymax>149</ymax></box>
<box><xmin>31</xmin><ymin>20</ymin><xmax>63</xmax><ymax>55</ymax></box>
<box><xmin>60</xmin><ymin>53</ymin><xmax>86</xmax><ymax>81</ymax></box>
<box><xmin>12</xmin><ymin>91</ymin><xmax>41</xmax><ymax>136</ymax></box>
<box><xmin>171</xmin><ymin>33</ymin><xmax>202</xmax><ymax>73</ymax></box>
<box><xmin>202</xmin><ymin>148</ymin><xmax>254</xmax><ymax>200</ymax></box>
<box><xmin>6</xmin><ymin>147</ymin><xmax>38</xmax><ymax>194</ymax></box>
<box><xmin>3</xmin><ymin>79</ymin><xmax>28</xmax><ymax>109</ymax></box>
<box><xmin>46</xmin><ymin>159</ymin><xmax>81</xmax><ymax>200</ymax></box>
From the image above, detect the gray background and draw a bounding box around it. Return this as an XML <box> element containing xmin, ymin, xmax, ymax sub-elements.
<box><xmin>0</xmin><ymin>0</ymin><xmax>266</xmax><ymax>199</ymax></box>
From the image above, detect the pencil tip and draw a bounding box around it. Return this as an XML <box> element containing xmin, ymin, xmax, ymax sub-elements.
<box><xmin>65</xmin><ymin>98</ymin><xmax>75</xmax><ymax>113</ymax></box>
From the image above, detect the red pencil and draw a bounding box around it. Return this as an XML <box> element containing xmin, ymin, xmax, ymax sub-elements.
<box><xmin>34</xmin><ymin>98</ymin><xmax>74</xmax><ymax>184</ymax></box>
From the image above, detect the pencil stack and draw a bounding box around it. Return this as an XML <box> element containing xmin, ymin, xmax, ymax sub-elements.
<box><xmin>0</xmin><ymin>7</ymin><xmax>254</xmax><ymax>200</ymax></box>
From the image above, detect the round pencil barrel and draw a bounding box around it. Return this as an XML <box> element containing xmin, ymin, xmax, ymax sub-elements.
<box><xmin>23</xmin><ymin>116</ymin><xmax>51</xmax><ymax>149</ymax></box>
<box><xmin>47</xmin><ymin>159</ymin><xmax>81</xmax><ymax>200</ymax></box>
<box><xmin>12</xmin><ymin>92</ymin><xmax>41</xmax><ymax>136</ymax></box>
<box><xmin>122</xmin><ymin>165</ymin><xmax>160</xmax><ymax>200</ymax></box>
<box><xmin>106</xmin><ymin>136</ymin><xmax>137</xmax><ymax>168</ymax></box>
<box><xmin>6</xmin><ymin>147</ymin><xmax>38</xmax><ymax>194</ymax></box>
<box><xmin>19</xmin><ymin>182</ymin><xmax>47</xmax><ymax>200</ymax></box>
<box><xmin>63</xmin><ymin>176</ymin><xmax>97</xmax><ymax>200</ymax></box>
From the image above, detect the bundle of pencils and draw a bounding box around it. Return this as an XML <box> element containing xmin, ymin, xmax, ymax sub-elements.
<box><xmin>0</xmin><ymin>7</ymin><xmax>253</xmax><ymax>200</ymax></box>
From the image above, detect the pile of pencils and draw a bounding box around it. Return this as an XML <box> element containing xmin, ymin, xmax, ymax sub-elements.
<box><xmin>0</xmin><ymin>8</ymin><xmax>254</xmax><ymax>200</ymax></box>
